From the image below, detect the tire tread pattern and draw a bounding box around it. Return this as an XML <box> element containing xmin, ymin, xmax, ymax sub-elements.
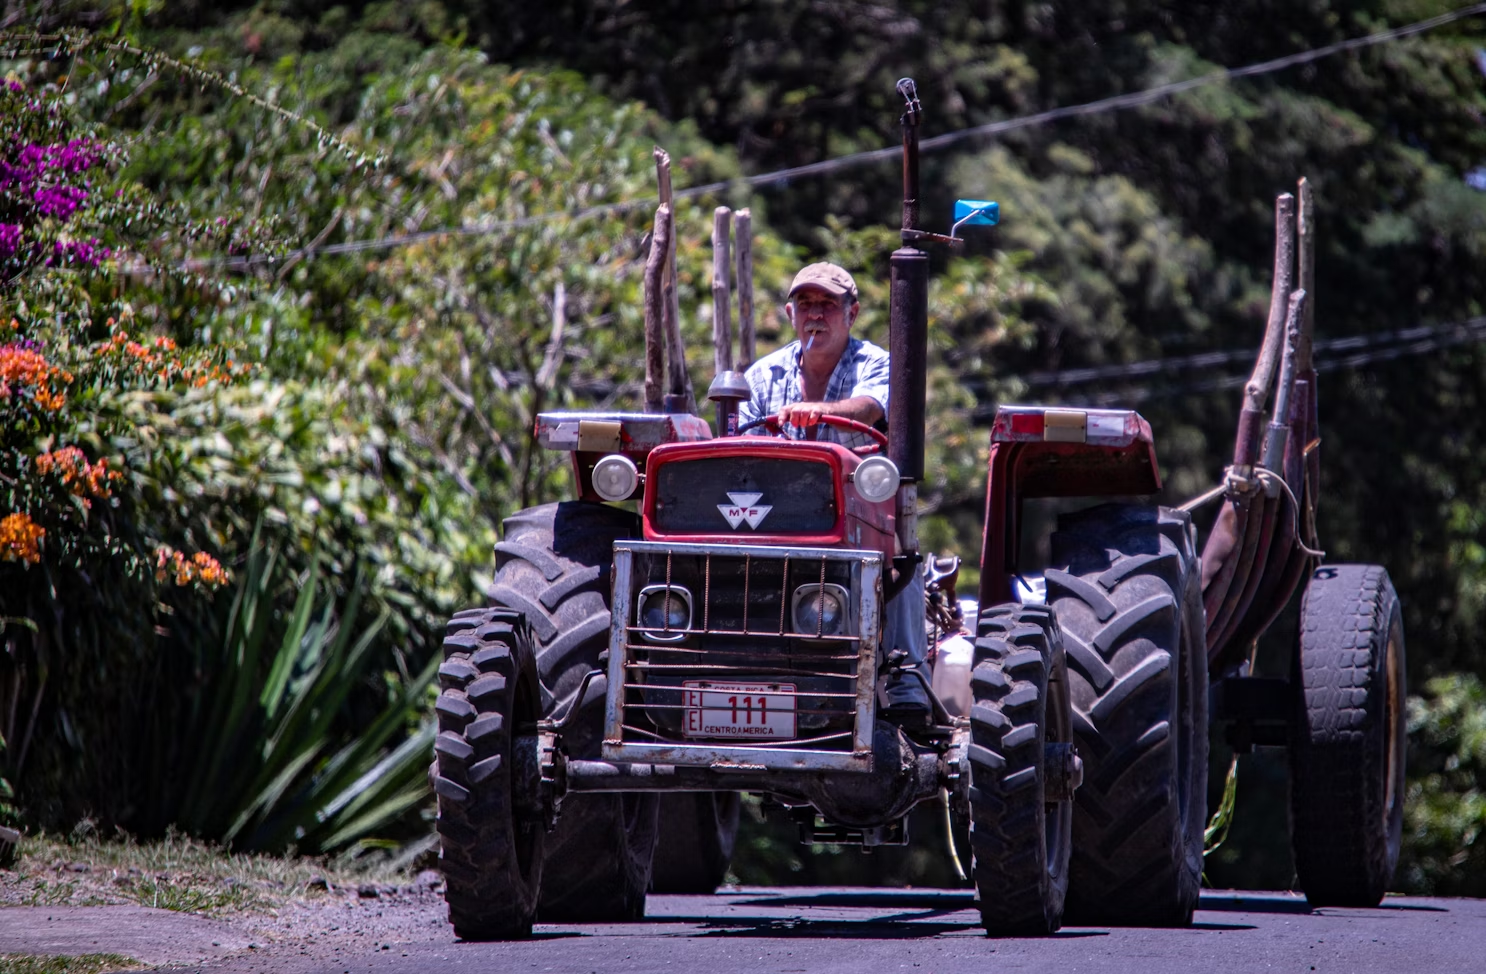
<box><xmin>967</xmin><ymin>606</ymin><xmax>1070</xmax><ymax>935</ymax></box>
<box><xmin>1289</xmin><ymin>564</ymin><xmax>1405</xmax><ymax>908</ymax></box>
<box><xmin>433</xmin><ymin>608</ymin><xmax>541</xmax><ymax>940</ymax></box>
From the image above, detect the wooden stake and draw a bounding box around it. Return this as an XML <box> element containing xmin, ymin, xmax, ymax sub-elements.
<box><xmin>1296</xmin><ymin>177</ymin><xmax>1316</xmax><ymax>373</ymax></box>
<box><xmin>1244</xmin><ymin>192</ymin><xmax>1297</xmax><ymax>418</ymax></box>
<box><xmin>654</xmin><ymin>147</ymin><xmax>695</xmax><ymax>410</ymax></box>
<box><xmin>735</xmin><ymin>208</ymin><xmax>755</xmax><ymax>370</ymax></box>
<box><xmin>1262</xmin><ymin>289</ymin><xmax>1306</xmax><ymax>471</ymax></box>
<box><xmin>537</xmin><ymin>281</ymin><xmax>566</xmax><ymax>391</ymax></box>
<box><xmin>642</xmin><ymin>204</ymin><xmax>670</xmax><ymax>413</ymax></box>
<box><xmin>712</xmin><ymin>206</ymin><xmax>733</xmax><ymax>375</ymax></box>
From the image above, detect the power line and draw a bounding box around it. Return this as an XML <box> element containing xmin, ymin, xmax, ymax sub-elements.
<box><xmin>1024</xmin><ymin>316</ymin><xmax>1486</xmax><ymax>388</ymax></box>
<box><xmin>206</xmin><ymin>2</ymin><xmax>1486</xmax><ymax>269</ymax></box>
<box><xmin>1053</xmin><ymin>315</ymin><xmax>1486</xmax><ymax>407</ymax></box>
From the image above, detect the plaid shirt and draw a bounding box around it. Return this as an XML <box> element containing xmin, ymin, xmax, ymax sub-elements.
<box><xmin>737</xmin><ymin>336</ymin><xmax>891</xmax><ymax>449</ymax></box>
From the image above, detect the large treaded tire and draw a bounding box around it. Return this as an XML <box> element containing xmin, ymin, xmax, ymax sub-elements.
<box><xmin>965</xmin><ymin>604</ymin><xmax>1073</xmax><ymax>935</ymax></box>
<box><xmin>1289</xmin><ymin>564</ymin><xmax>1406</xmax><ymax>908</ymax></box>
<box><xmin>650</xmin><ymin>793</ymin><xmax>742</xmax><ymax>894</ymax></box>
<box><xmin>1049</xmin><ymin>504</ymin><xmax>1208</xmax><ymax>926</ymax></box>
<box><xmin>493</xmin><ymin>501</ymin><xmax>660</xmax><ymax>922</ymax></box>
<box><xmin>432</xmin><ymin>608</ymin><xmax>545</xmax><ymax>940</ymax></box>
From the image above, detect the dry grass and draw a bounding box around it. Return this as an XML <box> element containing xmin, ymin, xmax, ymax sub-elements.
<box><xmin>0</xmin><ymin>955</ymin><xmax>145</xmax><ymax>974</ymax></box>
<box><xmin>0</xmin><ymin>827</ymin><xmax>434</xmax><ymax>918</ymax></box>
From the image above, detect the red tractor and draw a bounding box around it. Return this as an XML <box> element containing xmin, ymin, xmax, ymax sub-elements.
<box><xmin>430</xmin><ymin>79</ymin><xmax>1405</xmax><ymax>938</ymax></box>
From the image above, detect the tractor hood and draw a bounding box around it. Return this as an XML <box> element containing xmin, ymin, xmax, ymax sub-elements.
<box><xmin>640</xmin><ymin>437</ymin><xmax>896</xmax><ymax>554</ymax></box>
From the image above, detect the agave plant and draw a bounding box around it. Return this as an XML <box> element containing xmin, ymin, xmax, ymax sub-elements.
<box><xmin>172</xmin><ymin>535</ymin><xmax>436</xmax><ymax>853</ymax></box>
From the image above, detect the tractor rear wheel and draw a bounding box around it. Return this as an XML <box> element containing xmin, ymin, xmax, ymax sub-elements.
<box><xmin>1289</xmin><ymin>564</ymin><xmax>1406</xmax><ymax>907</ymax></box>
<box><xmin>650</xmin><ymin>793</ymin><xmax>742</xmax><ymax>894</ymax></box>
<box><xmin>431</xmin><ymin>608</ymin><xmax>545</xmax><ymax>940</ymax></box>
<box><xmin>965</xmin><ymin>604</ymin><xmax>1074</xmax><ymax>935</ymax></box>
<box><xmin>1049</xmin><ymin>504</ymin><xmax>1208</xmax><ymax>926</ymax></box>
<box><xmin>493</xmin><ymin>501</ymin><xmax>660</xmax><ymax>922</ymax></box>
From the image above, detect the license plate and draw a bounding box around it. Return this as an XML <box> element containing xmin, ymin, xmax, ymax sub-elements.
<box><xmin>683</xmin><ymin>682</ymin><xmax>796</xmax><ymax>740</ymax></box>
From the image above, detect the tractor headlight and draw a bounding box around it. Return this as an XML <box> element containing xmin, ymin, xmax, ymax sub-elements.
<box><xmin>852</xmin><ymin>456</ymin><xmax>900</xmax><ymax>503</ymax></box>
<box><xmin>592</xmin><ymin>454</ymin><xmax>639</xmax><ymax>501</ymax></box>
<box><xmin>792</xmin><ymin>583</ymin><xmax>851</xmax><ymax>637</ymax></box>
<box><xmin>637</xmin><ymin>584</ymin><xmax>692</xmax><ymax>642</ymax></box>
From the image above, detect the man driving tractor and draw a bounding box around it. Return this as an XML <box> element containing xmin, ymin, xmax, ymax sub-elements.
<box><xmin>737</xmin><ymin>261</ymin><xmax>932</xmax><ymax>725</ymax></box>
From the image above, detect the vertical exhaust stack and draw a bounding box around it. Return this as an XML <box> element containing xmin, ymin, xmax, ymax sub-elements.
<box><xmin>888</xmin><ymin>78</ymin><xmax>929</xmax><ymax>556</ymax></box>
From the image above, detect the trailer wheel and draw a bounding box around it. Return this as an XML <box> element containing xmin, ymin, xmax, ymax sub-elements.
<box><xmin>650</xmin><ymin>793</ymin><xmax>741</xmax><ymax>893</ymax></box>
<box><xmin>493</xmin><ymin>501</ymin><xmax>660</xmax><ymax>922</ymax></box>
<box><xmin>965</xmin><ymin>604</ymin><xmax>1073</xmax><ymax>935</ymax></box>
<box><xmin>1289</xmin><ymin>564</ymin><xmax>1406</xmax><ymax>907</ymax></box>
<box><xmin>1049</xmin><ymin>504</ymin><xmax>1208</xmax><ymax>926</ymax></box>
<box><xmin>432</xmin><ymin>608</ymin><xmax>545</xmax><ymax>940</ymax></box>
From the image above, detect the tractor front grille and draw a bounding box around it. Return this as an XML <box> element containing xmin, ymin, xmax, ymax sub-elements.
<box><xmin>603</xmin><ymin>541</ymin><xmax>883</xmax><ymax>773</ymax></box>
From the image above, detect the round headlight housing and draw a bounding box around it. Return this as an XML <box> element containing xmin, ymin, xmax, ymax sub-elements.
<box><xmin>853</xmin><ymin>455</ymin><xmax>900</xmax><ymax>503</ymax></box>
<box><xmin>637</xmin><ymin>585</ymin><xmax>692</xmax><ymax>642</ymax></box>
<box><xmin>792</xmin><ymin>583</ymin><xmax>850</xmax><ymax>637</ymax></box>
<box><xmin>591</xmin><ymin>454</ymin><xmax>639</xmax><ymax>502</ymax></box>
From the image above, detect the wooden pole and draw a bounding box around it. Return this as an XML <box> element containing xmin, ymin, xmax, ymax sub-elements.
<box><xmin>1234</xmin><ymin>192</ymin><xmax>1296</xmax><ymax>467</ymax></box>
<box><xmin>1296</xmin><ymin>177</ymin><xmax>1316</xmax><ymax>374</ymax></box>
<box><xmin>711</xmin><ymin>206</ymin><xmax>733</xmax><ymax>376</ymax></box>
<box><xmin>642</xmin><ymin>204</ymin><xmax>670</xmax><ymax>413</ymax></box>
<box><xmin>1262</xmin><ymin>289</ymin><xmax>1306</xmax><ymax>471</ymax></box>
<box><xmin>1245</xmin><ymin>192</ymin><xmax>1296</xmax><ymax>417</ymax></box>
<box><xmin>735</xmin><ymin>208</ymin><xmax>755</xmax><ymax>370</ymax></box>
<box><xmin>654</xmin><ymin>148</ymin><xmax>696</xmax><ymax>410</ymax></box>
<box><xmin>536</xmin><ymin>281</ymin><xmax>566</xmax><ymax>391</ymax></box>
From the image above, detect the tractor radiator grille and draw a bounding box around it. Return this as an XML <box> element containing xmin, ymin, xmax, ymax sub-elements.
<box><xmin>603</xmin><ymin>541</ymin><xmax>883</xmax><ymax>773</ymax></box>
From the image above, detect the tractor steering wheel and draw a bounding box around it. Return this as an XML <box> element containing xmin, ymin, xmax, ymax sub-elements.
<box><xmin>736</xmin><ymin>413</ymin><xmax>887</xmax><ymax>455</ymax></box>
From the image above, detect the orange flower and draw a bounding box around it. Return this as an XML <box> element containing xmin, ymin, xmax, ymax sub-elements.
<box><xmin>35</xmin><ymin>448</ymin><xmax>123</xmax><ymax>508</ymax></box>
<box><xmin>154</xmin><ymin>544</ymin><xmax>231</xmax><ymax>589</ymax></box>
<box><xmin>0</xmin><ymin>344</ymin><xmax>71</xmax><ymax>412</ymax></box>
<box><xmin>1</xmin><ymin>513</ymin><xmax>45</xmax><ymax>564</ymax></box>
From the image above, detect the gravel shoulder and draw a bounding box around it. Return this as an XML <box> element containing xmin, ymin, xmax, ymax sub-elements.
<box><xmin>0</xmin><ymin>833</ymin><xmax>450</xmax><ymax>970</ymax></box>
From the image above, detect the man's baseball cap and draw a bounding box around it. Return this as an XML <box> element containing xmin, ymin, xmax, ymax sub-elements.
<box><xmin>788</xmin><ymin>262</ymin><xmax>858</xmax><ymax>302</ymax></box>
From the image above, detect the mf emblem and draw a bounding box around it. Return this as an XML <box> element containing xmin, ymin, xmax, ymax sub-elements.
<box><xmin>718</xmin><ymin>492</ymin><xmax>772</xmax><ymax>530</ymax></box>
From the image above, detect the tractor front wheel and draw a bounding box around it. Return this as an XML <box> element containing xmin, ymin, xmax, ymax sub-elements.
<box><xmin>431</xmin><ymin>608</ymin><xmax>545</xmax><ymax>940</ymax></box>
<box><xmin>965</xmin><ymin>604</ymin><xmax>1074</xmax><ymax>935</ymax></box>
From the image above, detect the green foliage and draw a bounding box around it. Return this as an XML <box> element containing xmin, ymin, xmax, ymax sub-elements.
<box><xmin>167</xmin><ymin>540</ymin><xmax>437</xmax><ymax>853</ymax></box>
<box><xmin>5</xmin><ymin>0</ymin><xmax>1486</xmax><ymax>889</ymax></box>
<box><xmin>1399</xmin><ymin>673</ymin><xmax>1486</xmax><ymax>895</ymax></box>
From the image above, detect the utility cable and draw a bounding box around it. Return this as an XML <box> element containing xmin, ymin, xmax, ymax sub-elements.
<box><xmin>1022</xmin><ymin>316</ymin><xmax>1486</xmax><ymax>389</ymax></box>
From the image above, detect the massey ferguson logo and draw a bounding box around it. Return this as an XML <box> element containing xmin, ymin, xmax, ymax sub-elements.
<box><xmin>718</xmin><ymin>492</ymin><xmax>772</xmax><ymax>530</ymax></box>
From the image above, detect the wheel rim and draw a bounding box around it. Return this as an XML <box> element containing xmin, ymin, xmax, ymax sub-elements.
<box><xmin>1382</xmin><ymin>613</ymin><xmax>1406</xmax><ymax>844</ymax></box>
<box><xmin>1045</xmin><ymin>660</ymin><xmax>1071</xmax><ymax>882</ymax></box>
<box><xmin>511</xmin><ymin>681</ymin><xmax>544</xmax><ymax>879</ymax></box>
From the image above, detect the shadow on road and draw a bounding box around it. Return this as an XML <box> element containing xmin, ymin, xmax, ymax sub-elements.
<box><xmin>683</xmin><ymin>916</ymin><xmax>1111</xmax><ymax>940</ymax></box>
<box><xmin>1198</xmin><ymin>893</ymin><xmax>1448</xmax><ymax>915</ymax></box>
<box><xmin>736</xmin><ymin>892</ymin><xmax>974</xmax><ymax>910</ymax></box>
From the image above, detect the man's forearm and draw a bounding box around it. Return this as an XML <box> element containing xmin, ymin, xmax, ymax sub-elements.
<box><xmin>777</xmin><ymin>396</ymin><xmax>885</xmax><ymax>427</ymax></box>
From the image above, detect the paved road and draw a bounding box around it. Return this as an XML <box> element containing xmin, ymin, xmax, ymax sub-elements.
<box><xmin>163</xmin><ymin>888</ymin><xmax>1486</xmax><ymax>974</ymax></box>
<box><xmin>5</xmin><ymin>888</ymin><xmax>1481</xmax><ymax>973</ymax></box>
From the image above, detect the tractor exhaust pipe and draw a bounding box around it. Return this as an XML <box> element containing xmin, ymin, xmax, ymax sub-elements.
<box><xmin>888</xmin><ymin>79</ymin><xmax>928</xmax><ymax>555</ymax></box>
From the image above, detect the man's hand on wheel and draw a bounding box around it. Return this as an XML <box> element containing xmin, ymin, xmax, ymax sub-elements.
<box><xmin>776</xmin><ymin>402</ymin><xmax>831</xmax><ymax>429</ymax></box>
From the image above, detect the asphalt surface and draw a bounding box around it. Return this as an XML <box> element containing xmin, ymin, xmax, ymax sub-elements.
<box><xmin>4</xmin><ymin>888</ymin><xmax>1481</xmax><ymax>974</ymax></box>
